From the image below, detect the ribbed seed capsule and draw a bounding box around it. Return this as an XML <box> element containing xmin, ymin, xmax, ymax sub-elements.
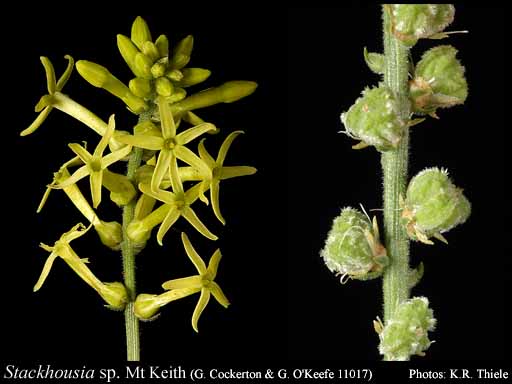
<box><xmin>402</xmin><ymin>167</ymin><xmax>471</xmax><ymax>244</ymax></box>
<box><xmin>321</xmin><ymin>207</ymin><xmax>388</xmax><ymax>282</ymax></box>
<box><xmin>388</xmin><ymin>4</ymin><xmax>455</xmax><ymax>46</ymax></box>
<box><xmin>410</xmin><ymin>45</ymin><xmax>467</xmax><ymax>115</ymax></box>
<box><xmin>341</xmin><ymin>86</ymin><xmax>404</xmax><ymax>152</ymax></box>
<box><xmin>378</xmin><ymin>297</ymin><xmax>436</xmax><ymax>361</ymax></box>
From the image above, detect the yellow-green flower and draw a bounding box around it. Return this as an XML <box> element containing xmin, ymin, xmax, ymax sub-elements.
<box><xmin>34</xmin><ymin>223</ymin><xmax>127</xmax><ymax>310</ymax></box>
<box><xmin>21</xmin><ymin>55</ymin><xmax>74</xmax><ymax>136</ymax></box>
<box><xmin>117</xmin><ymin>96</ymin><xmax>215</xmax><ymax>193</ymax></box>
<box><xmin>162</xmin><ymin>232</ymin><xmax>229</xmax><ymax>332</ymax></box>
<box><xmin>53</xmin><ymin>115</ymin><xmax>132</xmax><ymax>208</ymax></box>
<box><xmin>197</xmin><ymin>130</ymin><xmax>257</xmax><ymax>224</ymax></box>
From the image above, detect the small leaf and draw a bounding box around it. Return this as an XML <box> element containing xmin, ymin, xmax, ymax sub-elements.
<box><xmin>363</xmin><ymin>47</ymin><xmax>384</xmax><ymax>75</ymax></box>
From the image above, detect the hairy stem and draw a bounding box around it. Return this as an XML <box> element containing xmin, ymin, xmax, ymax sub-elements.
<box><xmin>122</xmin><ymin>109</ymin><xmax>152</xmax><ymax>361</ymax></box>
<box><xmin>381</xmin><ymin>6</ymin><xmax>411</xmax><ymax>329</ymax></box>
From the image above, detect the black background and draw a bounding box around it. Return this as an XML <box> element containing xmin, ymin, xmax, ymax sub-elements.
<box><xmin>0</xmin><ymin>5</ymin><xmax>508</xmax><ymax>365</ymax></box>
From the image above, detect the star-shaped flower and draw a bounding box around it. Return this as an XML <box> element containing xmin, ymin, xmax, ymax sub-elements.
<box><xmin>21</xmin><ymin>55</ymin><xmax>74</xmax><ymax>136</ymax></box>
<box><xmin>117</xmin><ymin>96</ymin><xmax>215</xmax><ymax>193</ymax></box>
<box><xmin>138</xmin><ymin>173</ymin><xmax>217</xmax><ymax>244</ymax></box>
<box><xmin>162</xmin><ymin>232</ymin><xmax>229</xmax><ymax>332</ymax></box>
<box><xmin>54</xmin><ymin>115</ymin><xmax>132</xmax><ymax>208</ymax></box>
<box><xmin>197</xmin><ymin>130</ymin><xmax>257</xmax><ymax>224</ymax></box>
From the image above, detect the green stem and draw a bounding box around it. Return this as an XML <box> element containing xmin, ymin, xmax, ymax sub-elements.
<box><xmin>381</xmin><ymin>6</ymin><xmax>411</xmax><ymax>326</ymax></box>
<box><xmin>122</xmin><ymin>109</ymin><xmax>152</xmax><ymax>361</ymax></box>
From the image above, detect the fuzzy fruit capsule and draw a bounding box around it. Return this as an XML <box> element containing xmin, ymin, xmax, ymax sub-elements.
<box><xmin>321</xmin><ymin>207</ymin><xmax>388</xmax><ymax>282</ymax></box>
<box><xmin>410</xmin><ymin>45</ymin><xmax>467</xmax><ymax>115</ymax></box>
<box><xmin>388</xmin><ymin>4</ymin><xmax>455</xmax><ymax>46</ymax></box>
<box><xmin>378</xmin><ymin>297</ymin><xmax>437</xmax><ymax>361</ymax></box>
<box><xmin>341</xmin><ymin>86</ymin><xmax>404</xmax><ymax>152</ymax></box>
<box><xmin>402</xmin><ymin>167</ymin><xmax>471</xmax><ymax>244</ymax></box>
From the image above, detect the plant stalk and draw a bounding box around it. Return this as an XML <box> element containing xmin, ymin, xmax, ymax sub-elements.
<box><xmin>122</xmin><ymin>109</ymin><xmax>152</xmax><ymax>361</ymax></box>
<box><xmin>381</xmin><ymin>6</ymin><xmax>411</xmax><ymax>326</ymax></box>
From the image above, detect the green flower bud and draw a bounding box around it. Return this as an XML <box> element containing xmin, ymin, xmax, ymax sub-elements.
<box><xmin>155</xmin><ymin>34</ymin><xmax>169</xmax><ymax>58</ymax></box>
<box><xmin>178</xmin><ymin>68</ymin><xmax>211</xmax><ymax>87</ymax></box>
<box><xmin>410</xmin><ymin>45</ymin><xmax>468</xmax><ymax>115</ymax></box>
<box><xmin>155</xmin><ymin>76</ymin><xmax>174</xmax><ymax>97</ymax></box>
<box><xmin>150</xmin><ymin>62</ymin><xmax>166</xmax><ymax>78</ymax></box>
<box><xmin>166</xmin><ymin>69</ymin><xmax>184</xmax><ymax>82</ymax></box>
<box><xmin>129</xmin><ymin>77</ymin><xmax>152</xmax><ymax>98</ymax></box>
<box><xmin>171</xmin><ymin>35</ymin><xmax>194</xmax><ymax>70</ymax></box>
<box><xmin>134</xmin><ymin>294</ymin><xmax>160</xmax><ymax>320</ymax></box>
<box><xmin>378</xmin><ymin>297</ymin><xmax>436</xmax><ymax>361</ymax></box>
<box><xmin>127</xmin><ymin>219</ymin><xmax>152</xmax><ymax>244</ymax></box>
<box><xmin>321</xmin><ymin>207</ymin><xmax>388</xmax><ymax>282</ymax></box>
<box><xmin>341</xmin><ymin>86</ymin><xmax>404</xmax><ymax>152</ymax></box>
<box><xmin>95</xmin><ymin>220</ymin><xmax>123</xmax><ymax>250</ymax></box>
<box><xmin>166</xmin><ymin>87</ymin><xmax>187</xmax><ymax>103</ymax></box>
<box><xmin>131</xmin><ymin>16</ymin><xmax>152</xmax><ymax>51</ymax></box>
<box><xmin>117</xmin><ymin>34</ymin><xmax>145</xmax><ymax>78</ymax></box>
<box><xmin>134</xmin><ymin>53</ymin><xmax>153</xmax><ymax>79</ymax></box>
<box><xmin>102</xmin><ymin>170</ymin><xmax>137</xmax><ymax>206</ymax></box>
<box><xmin>388</xmin><ymin>4</ymin><xmax>455</xmax><ymax>46</ymax></box>
<box><xmin>402</xmin><ymin>167</ymin><xmax>471</xmax><ymax>244</ymax></box>
<box><xmin>101</xmin><ymin>282</ymin><xmax>128</xmax><ymax>310</ymax></box>
<box><xmin>142</xmin><ymin>41</ymin><xmax>160</xmax><ymax>63</ymax></box>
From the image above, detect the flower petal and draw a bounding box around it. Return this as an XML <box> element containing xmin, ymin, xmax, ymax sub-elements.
<box><xmin>168</xmin><ymin>151</ymin><xmax>184</xmax><ymax>194</ymax></box>
<box><xmin>90</xmin><ymin>170</ymin><xmax>103</xmax><ymax>208</ymax></box>
<box><xmin>152</xmin><ymin>149</ymin><xmax>173</xmax><ymax>192</ymax></box>
<box><xmin>102</xmin><ymin>144</ymin><xmax>133</xmax><ymax>168</ymax></box>
<box><xmin>210</xmin><ymin>179</ymin><xmax>225</xmax><ymax>225</ymax></box>
<box><xmin>180</xmin><ymin>232</ymin><xmax>207</xmax><ymax>274</ymax></box>
<box><xmin>52</xmin><ymin>165</ymin><xmax>90</xmax><ymax>189</ymax></box>
<box><xmin>192</xmin><ymin>289</ymin><xmax>210</xmax><ymax>333</ymax></box>
<box><xmin>176</xmin><ymin>123</ymin><xmax>216</xmax><ymax>145</ymax></box>
<box><xmin>158</xmin><ymin>95</ymin><xmax>176</xmax><ymax>139</ymax></box>
<box><xmin>209</xmin><ymin>281</ymin><xmax>230</xmax><ymax>308</ymax></box>
<box><xmin>139</xmin><ymin>182</ymin><xmax>176</xmax><ymax>205</ymax></box>
<box><xmin>94</xmin><ymin>114</ymin><xmax>115</xmax><ymax>158</ymax></box>
<box><xmin>198</xmin><ymin>139</ymin><xmax>216</xmax><ymax>169</ymax></box>
<box><xmin>33</xmin><ymin>251</ymin><xmax>59</xmax><ymax>292</ymax></box>
<box><xmin>20</xmin><ymin>106</ymin><xmax>53</xmax><ymax>136</ymax></box>
<box><xmin>182</xmin><ymin>207</ymin><xmax>218</xmax><ymax>241</ymax></box>
<box><xmin>115</xmin><ymin>133</ymin><xmax>164</xmax><ymax>150</ymax></box>
<box><xmin>206</xmin><ymin>249</ymin><xmax>222</xmax><ymax>280</ymax></box>
<box><xmin>161</xmin><ymin>275</ymin><xmax>202</xmax><ymax>290</ymax></box>
<box><xmin>61</xmin><ymin>222</ymin><xmax>92</xmax><ymax>243</ymax></box>
<box><xmin>175</xmin><ymin>145</ymin><xmax>211</xmax><ymax>179</ymax></box>
<box><xmin>40</xmin><ymin>56</ymin><xmax>56</xmax><ymax>94</ymax></box>
<box><xmin>156</xmin><ymin>208</ymin><xmax>181</xmax><ymax>246</ymax></box>
<box><xmin>56</xmin><ymin>55</ymin><xmax>75</xmax><ymax>91</ymax></box>
<box><xmin>68</xmin><ymin>143</ymin><xmax>93</xmax><ymax>163</ymax></box>
<box><xmin>217</xmin><ymin>130</ymin><xmax>244</xmax><ymax>166</ymax></box>
<box><xmin>219</xmin><ymin>166</ymin><xmax>257</xmax><ymax>180</ymax></box>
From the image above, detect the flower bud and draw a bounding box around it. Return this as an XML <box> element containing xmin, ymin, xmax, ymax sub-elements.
<box><xmin>134</xmin><ymin>294</ymin><xmax>160</xmax><ymax>319</ymax></box>
<box><xmin>166</xmin><ymin>87</ymin><xmax>187</xmax><ymax>103</ymax></box>
<box><xmin>410</xmin><ymin>45</ymin><xmax>467</xmax><ymax>115</ymax></box>
<box><xmin>155</xmin><ymin>76</ymin><xmax>174</xmax><ymax>97</ymax></box>
<box><xmin>127</xmin><ymin>219</ymin><xmax>152</xmax><ymax>244</ymax></box>
<box><xmin>101</xmin><ymin>282</ymin><xmax>128</xmax><ymax>310</ymax></box>
<box><xmin>134</xmin><ymin>53</ymin><xmax>153</xmax><ymax>79</ymax></box>
<box><xmin>117</xmin><ymin>34</ymin><xmax>145</xmax><ymax>78</ymax></box>
<box><xmin>166</xmin><ymin>69</ymin><xmax>184</xmax><ymax>82</ymax></box>
<box><xmin>129</xmin><ymin>77</ymin><xmax>152</xmax><ymax>98</ymax></box>
<box><xmin>150</xmin><ymin>62</ymin><xmax>166</xmax><ymax>78</ymax></box>
<box><xmin>171</xmin><ymin>35</ymin><xmax>194</xmax><ymax>70</ymax></box>
<box><xmin>131</xmin><ymin>16</ymin><xmax>152</xmax><ymax>51</ymax></box>
<box><xmin>388</xmin><ymin>4</ymin><xmax>455</xmax><ymax>46</ymax></box>
<box><xmin>178</xmin><ymin>68</ymin><xmax>211</xmax><ymax>87</ymax></box>
<box><xmin>378</xmin><ymin>297</ymin><xmax>436</xmax><ymax>361</ymax></box>
<box><xmin>155</xmin><ymin>34</ymin><xmax>169</xmax><ymax>58</ymax></box>
<box><xmin>95</xmin><ymin>220</ymin><xmax>123</xmax><ymax>250</ymax></box>
<box><xmin>321</xmin><ymin>207</ymin><xmax>388</xmax><ymax>282</ymax></box>
<box><xmin>142</xmin><ymin>41</ymin><xmax>160</xmax><ymax>63</ymax></box>
<box><xmin>102</xmin><ymin>170</ymin><xmax>137</xmax><ymax>206</ymax></box>
<box><xmin>402</xmin><ymin>167</ymin><xmax>471</xmax><ymax>244</ymax></box>
<box><xmin>341</xmin><ymin>86</ymin><xmax>404</xmax><ymax>152</ymax></box>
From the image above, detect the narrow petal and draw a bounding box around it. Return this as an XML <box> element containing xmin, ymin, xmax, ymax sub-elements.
<box><xmin>184</xmin><ymin>181</ymin><xmax>208</xmax><ymax>205</ymax></box>
<box><xmin>56</xmin><ymin>55</ymin><xmax>75</xmax><ymax>91</ymax></box>
<box><xmin>90</xmin><ymin>170</ymin><xmax>103</xmax><ymax>208</ymax></box>
<box><xmin>102</xmin><ymin>144</ymin><xmax>133</xmax><ymax>168</ymax></box>
<box><xmin>20</xmin><ymin>106</ymin><xmax>53</xmax><ymax>136</ymax></box>
<box><xmin>168</xmin><ymin>152</ymin><xmax>184</xmax><ymax>194</ymax></box>
<box><xmin>209</xmin><ymin>282</ymin><xmax>230</xmax><ymax>308</ymax></box>
<box><xmin>33</xmin><ymin>252</ymin><xmax>59</xmax><ymax>291</ymax></box>
<box><xmin>52</xmin><ymin>165</ymin><xmax>90</xmax><ymax>189</ymax></box>
<box><xmin>217</xmin><ymin>130</ymin><xmax>244</xmax><ymax>166</ymax></box>
<box><xmin>61</xmin><ymin>222</ymin><xmax>92</xmax><ymax>243</ymax></box>
<box><xmin>182</xmin><ymin>207</ymin><xmax>218</xmax><ymax>241</ymax></box>
<box><xmin>152</xmin><ymin>149</ymin><xmax>173</xmax><ymax>192</ymax></box>
<box><xmin>115</xmin><ymin>133</ymin><xmax>164</xmax><ymax>150</ymax></box>
<box><xmin>176</xmin><ymin>123</ymin><xmax>216</xmax><ymax>145</ymax></box>
<box><xmin>180</xmin><ymin>232</ymin><xmax>207</xmax><ymax>274</ymax></box>
<box><xmin>197</xmin><ymin>139</ymin><xmax>216</xmax><ymax>169</ymax></box>
<box><xmin>94</xmin><ymin>114</ymin><xmax>115</xmax><ymax>158</ymax></box>
<box><xmin>210</xmin><ymin>179</ymin><xmax>225</xmax><ymax>225</ymax></box>
<box><xmin>161</xmin><ymin>275</ymin><xmax>202</xmax><ymax>290</ymax></box>
<box><xmin>37</xmin><ymin>184</ymin><xmax>52</xmax><ymax>213</ymax></box>
<box><xmin>175</xmin><ymin>145</ymin><xmax>211</xmax><ymax>180</ymax></box>
<box><xmin>139</xmin><ymin>182</ymin><xmax>176</xmax><ymax>205</ymax></box>
<box><xmin>220</xmin><ymin>166</ymin><xmax>257</xmax><ymax>180</ymax></box>
<box><xmin>206</xmin><ymin>249</ymin><xmax>222</xmax><ymax>280</ymax></box>
<box><xmin>68</xmin><ymin>143</ymin><xmax>93</xmax><ymax>163</ymax></box>
<box><xmin>40</xmin><ymin>56</ymin><xmax>56</xmax><ymax>94</ymax></box>
<box><xmin>192</xmin><ymin>289</ymin><xmax>210</xmax><ymax>333</ymax></box>
<box><xmin>157</xmin><ymin>208</ymin><xmax>181</xmax><ymax>246</ymax></box>
<box><xmin>158</xmin><ymin>95</ymin><xmax>176</xmax><ymax>139</ymax></box>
